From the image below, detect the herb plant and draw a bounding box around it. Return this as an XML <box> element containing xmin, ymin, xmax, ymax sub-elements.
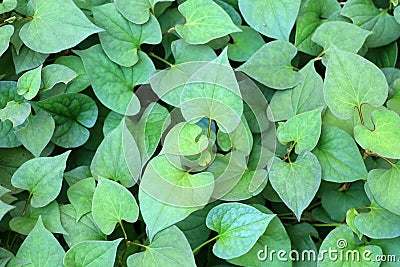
<box><xmin>0</xmin><ymin>0</ymin><xmax>400</xmax><ymax>266</ymax></box>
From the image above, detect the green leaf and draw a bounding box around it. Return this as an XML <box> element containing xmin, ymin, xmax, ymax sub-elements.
<box><xmin>369</xmin><ymin>238</ymin><xmax>400</xmax><ymax>267</ymax></box>
<box><xmin>342</xmin><ymin>0</ymin><xmax>400</xmax><ymax>48</ymax></box>
<box><xmin>277</xmin><ymin>107</ymin><xmax>323</xmax><ymax>154</ymax></box>
<box><xmin>10</xmin><ymin>200</ymin><xmax>66</xmax><ymax>235</ymax></box>
<box><xmin>237</xmin><ymin>41</ymin><xmax>302</xmax><ymax>89</ymax></box>
<box><xmin>0</xmin><ymin>100</ymin><xmax>31</xmax><ymax>127</ymax></box>
<box><xmin>318</xmin><ymin>225</ymin><xmax>382</xmax><ymax>266</ymax></box>
<box><xmin>115</xmin><ymin>0</ymin><xmax>173</xmax><ymax>25</ymax></box>
<box><xmin>33</xmin><ymin>93</ymin><xmax>98</xmax><ymax>148</ymax></box>
<box><xmin>91</xmin><ymin>120</ymin><xmax>141</xmax><ymax>187</ymax></box>
<box><xmin>313</xmin><ymin>126</ymin><xmax>367</xmax><ymax>182</ymax></box>
<box><xmin>312</xmin><ymin>21</ymin><xmax>371</xmax><ymax>62</ymax></box>
<box><xmin>227</xmin><ymin>26</ymin><xmax>265</xmax><ymax>62</ymax></box>
<box><xmin>354</xmin><ymin>110</ymin><xmax>400</xmax><ymax>159</ymax></box>
<box><xmin>67</xmin><ymin>177</ymin><xmax>95</xmax><ymax>221</ymax></box>
<box><xmin>269</xmin><ymin>61</ymin><xmax>324</xmax><ymax>121</ymax></box>
<box><xmin>63</xmin><ymin>238</ymin><xmax>122</xmax><ymax>267</ymax></box>
<box><xmin>0</xmin><ymin>25</ymin><xmax>13</xmax><ymax>57</ymax></box>
<box><xmin>388</xmin><ymin>79</ymin><xmax>400</xmax><ymax>114</ymax></box>
<box><xmin>238</xmin><ymin>0</ymin><xmax>301</xmax><ymax>41</ymax></box>
<box><xmin>93</xmin><ymin>4</ymin><xmax>161</xmax><ymax>67</ymax></box>
<box><xmin>286</xmin><ymin>223</ymin><xmax>319</xmax><ymax>267</ymax></box>
<box><xmin>19</xmin><ymin>0</ymin><xmax>102</xmax><ymax>53</ymax></box>
<box><xmin>127</xmin><ymin>226</ymin><xmax>196</xmax><ymax>267</ymax></box>
<box><xmin>0</xmin><ymin>81</ymin><xmax>22</xmax><ymax>148</ymax></box>
<box><xmin>14</xmin><ymin>110</ymin><xmax>55</xmax><ymax>157</ymax></box>
<box><xmin>268</xmin><ymin>151</ymin><xmax>321</xmax><ymax>219</ymax></box>
<box><xmin>13</xmin><ymin>217</ymin><xmax>65</xmax><ymax>267</ymax></box>
<box><xmin>11</xmin><ymin>151</ymin><xmax>70</xmax><ymax>207</ymax></box>
<box><xmin>54</xmin><ymin>56</ymin><xmax>90</xmax><ymax>93</ymax></box>
<box><xmin>175</xmin><ymin>0</ymin><xmax>240</xmax><ymax>45</ymax></box>
<box><xmin>16</xmin><ymin>64</ymin><xmax>42</xmax><ymax>100</ymax></box>
<box><xmin>171</xmin><ymin>39</ymin><xmax>216</xmax><ymax>64</ymax></box>
<box><xmin>295</xmin><ymin>0</ymin><xmax>340</xmax><ymax>56</ymax></box>
<box><xmin>206</xmin><ymin>202</ymin><xmax>275</xmax><ymax>259</ymax></box>
<box><xmin>0</xmin><ymin>0</ymin><xmax>17</xmax><ymax>14</ymax></box>
<box><xmin>364</xmin><ymin>42</ymin><xmax>398</xmax><ymax>68</ymax></box>
<box><xmin>368</xmin><ymin>164</ymin><xmax>400</xmax><ymax>215</ymax></box>
<box><xmin>41</xmin><ymin>64</ymin><xmax>77</xmax><ymax>91</ymax></box>
<box><xmin>12</xmin><ymin>45</ymin><xmax>48</xmax><ymax>74</ymax></box>
<box><xmin>60</xmin><ymin>205</ymin><xmax>106</xmax><ymax>248</ymax></box>
<box><xmin>0</xmin><ymin>247</ymin><xmax>14</xmax><ymax>267</ymax></box>
<box><xmin>0</xmin><ymin>199</ymin><xmax>14</xmax><ymax>221</ymax></box>
<box><xmin>76</xmin><ymin>44</ymin><xmax>155</xmax><ymax>116</ymax></box>
<box><xmin>92</xmin><ymin>177</ymin><xmax>139</xmax><ymax>235</ymax></box>
<box><xmin>324</xmin><ymin>46</ymin><xmax>388</xmax><ymax>119</ymax></box>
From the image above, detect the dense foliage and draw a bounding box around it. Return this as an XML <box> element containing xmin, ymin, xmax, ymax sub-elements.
<box><xmin>0</xmin><ymin>0</ymin><xmax>400</xmax><ymax>266</ymax></box>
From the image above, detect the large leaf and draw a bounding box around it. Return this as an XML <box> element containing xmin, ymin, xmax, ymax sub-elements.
<box><xmin>175</xmin><ymin>0</ymin><xmax>240</xmax><ymax>44</ymax></box>
<box><xmin>324</xmin><ymin>46</ymin><xmax>388</xmax><ymax>119</ymax></box>
<box><xmin>91</xmin><ymin>120</ymin><xmax>141</xmax><ymax>187</ymax></box>
<box><xmin>63</xmin><ymin>239</ymin><xmax>122</xmax><ymax>267</ymax></box>
<box><xmin>277</xmin><ymin>107</ymin><xmax>323</xmax><ymax>154</ymax></box>
<box><xmin>115</xmin><ymin>0</ymin><xmax>173</xmax><ymax>25</ymax></box>
<box><xmin>14</xmin><ymin>110</ymin><xmax>55</xmax><ymax>157</ymax></box>
<box><xmin>269</xmin><ymin>61</ymin><xmax>324</xmax><ymax>121</ymax></box>
<box><xmin>11</xmin><ymin>151</ymin><xmax>70</xmax><ymax>208</ymax></box>
<box><xmin>92</xmin><ymin>178</ymin><xmax>139</xmax><ymax>235</ymax></box>
<box><xmin>19</xmin><ymin>0</ymin><xmax>102</xmax><ymax>53</ymax></box>
<box><xmin>237</xmin><ymin>41</ymin><xmax>302</xmax><ymax>89</ymax></box>
<box><xmin>268</xmin><ymin>151</ymin><xmax>321</xmax><ymax>219</ymax></box>
<box><xmin>342</xmin><ymin>0</ymin><xmax>400</xmax><ymax>48</ymax></box>
<box><xmin>206</xmin><ymin>202</ymin><xmax>275</xmax><ymax>259</ymax></box>
<box><xmin>127</xmin><ymin>226</ymin><xmax>196</xmax><ymax>267</ymax></box>
<box><xmin>12</xmin><ymin>217</ymin><xmax>65</xmax><ymax>267</ymax></box>
<box><xmin>318</xmin><ymin>225</ymin><xmax>381</xmax><ymax>266</ymax></box>
<box><xmin>0</xmin><ymin>25</ymin><xmax>13</xmax><ymax>57</ymax></box>
<box><xmin>93</xmin><ymin>4</ymin><xmax>161</xmax><ymax>67</ymax></box>
<box><xmin>33</xmin><ymin>93</ymin><xmax>98</xmax><ymax>148</ymax></box>
<box><xmin>238</xmin><ymin>0</ymin><xmax>301</xmax><ymax>41</ymax></box>
<box><xmin>313</xmin><ymin>126</ymin><xmax>367</xmax><ymax>182</ymax></box>
<box><xmin>76</xmin><ymin>44</ymin><xmax>155</xmax><ymax>116</ymax></box>
<box><xmin>367</xmin><ymin>164</ymin><xmax>400</xmax><ymax>216</ymax></box>
<box><xmin>354</xmin><ymin>110</ymin><xmax>400</xmax><ymax>159</ymax></box>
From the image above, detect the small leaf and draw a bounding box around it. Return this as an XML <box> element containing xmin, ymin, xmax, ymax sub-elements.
<box><xmin>14</xmin><ymin>217</ymin><xmax>65</xmax><ymax>267</ymax></box>
<box><xmin>63</xmin><ymin>239</ymin><xmax>122</xmax><ymax>267</ymax></box>
<box><xmin>0</xmin><ymin>100</ymin><xmax>30</xmax><ymax>127</ymax></box>
<box><xmin>11</xmin><ymin>151</ymin><xmax>70</xmax><ymax>208</ymax></box>
<box><xmin>175</xmin><ymin>0</ymin><xmax>241</xmax><ymax>45</ymax></box>
<box><xmin>237</xmin><ymin>41</ymin><xmax>302</xmax><ymax>89</ymax></box>
<box><xmin>91</xmin><ymin>120</ymin><xmax>141</xmax><ymax>187</ymax></box>
<box><xmin>171</xmin><ymin>39</ymin><xmax>216</xmax><ymax>64</ymax></box>
<box><xmin>277</xmin><ymin>107</ymin><xmax>323</xmax><ymax>154</ymax></box>
<box><xmin>14</xmin><ymin>110</ymin><xmax>55</xmax><ymax>157</ymax></box>
<box><xmin>268</xmin><ymin>151</ymin><xmax>321</xmax><ymax>219</ymax></box>
<box><xmin>19</xmin><ymin>0</ymin><xmax>103</xmax><ymax>53</ymax></box>
<box><xmin>227</xmin><ymin>26</ymin><xmax>265</xmax><ymax>62</ymax></box>
<box><xmin>238</xmin><ymin>0</ymin><xmax>301</xmax><ymax>41</ymax></box>
<box><xmin>33</xmin><ymin>93</ymin><xmax>98</xmax><ymax>148</ymax></box>
<box><xmin>92</xmin><ymin>178</ymin><xmax>139</xmax><ymax>235</ymax></box>
<box><xmin>41</xmin><ymin>64</ymin><xmax>77</xmax><ymax>91</ymax></box>
<box><xmin>0</xmin><ymin>0</ymin><xmax>17</xmax><ymax>14</ymax></box>
<box><xmin>76</xmin><ymin>44</ymin><xmax>155</xmax><ymax>116</ymax></box>
<box><xmin>206</xmin><ymin>202</ymin><xmax>275</xmax><ymax>259</ymax></box>
<box><xmin>93</xmin><ymin>4</ymin><xmax>161</xmax><ymax>67</ymax></box>
<box><xmin>324</xmin><ymin>46</ymin><xmax>388</xmax><ymax>119</ymax></box>
<box><xmin>67</xmin><ymin>177</ymin><xmax>95</xmax><ymax>221</ymax></box>
<box><xmin>54</xmin><ymin>56</ymin><xmax>90</xmax><ymax>93</ymax></box>
<box><xmin>127</xmin><ymin>226</ymin><xmax>196</xmax><ymax>267</ymax></box>
<box><xmin>354</xmin><ymin>110</ymin><xmax>400</xmax><ymax>159</ymax></box>
<box><xmin>0</xmin><ymin>200</ymin><xmax>14</xmax><ymax>221</ymax></box>
<box><xmin>12</xmin><ymin>46</ymin><xmax>48</xmax><ymax>74</ymax></box>
<box><xmin>0</xmin><ymin>25</ymin><xmax>14</xmax><ymax>57</ymax></box>
<box><xmin>16</xmin><ymin>64</ymin><xmax>42</xmax><ymax>100</ymax></box>
<box><xmin>313</xmin><ymin>126</ymin><xmax>367</xmax><ymax>182</ymax></box>
<box><xmin>0</xmin><ymin>247</ymin><xmax>14</xmax><ymax>267</ymax></box>
<box><xmin>115</xmin><ymin>0</ymin><xmax>173</xmax><ymax>25</ymax></box>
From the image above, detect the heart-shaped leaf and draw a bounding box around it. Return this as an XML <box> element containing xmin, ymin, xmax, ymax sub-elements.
<box><xmin>227</xmin><ymin>26</ymin><xmax>265</xmax><ymax>62</ymax></box>
<box><xmin>0</xmin><ymin>100</ymin><xmax>30</xmax><ymax>127</ymax></box>
<box><xmin>354</xmin><ymin>110</ymin><xmax>400</xmax><ymax>159</ymax></box>
<box><xmin>115</xmin><ymin>0</ymin><xmax>173</xmax><ymax>25</ymax></box>
<box><xmin>41</xmin><ymin>64</ymin><xmax>77</xmax><ymax>91</ymax></box>
<box><xmin>0</xmin><ymin>0</ymin><xmax>17</xmax><ymax>14</ymax></box>
<box><xmin>67</xmin><ymin>177</ymin><xmax>95</xmax><ymax>221</ymax></box>
<box><xmin>54</xmin><ymin>56</ymin><xmax>90</xmax><ymax>93</ymax></box>
<box><xmin>0</xmin><ymin>25</ymin><xmax>14</xmax><ymax>57</ymax></box>
<box><xmin>16</xmin><ymin>65</ymin><xmax>42</xmax><ymax>100</ymax></box>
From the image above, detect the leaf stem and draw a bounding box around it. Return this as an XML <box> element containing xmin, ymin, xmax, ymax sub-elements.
<box><xmin>357</xmin><ymin>106</ymin><xmax>365</xmax><ymax>125</ymax></box>
<box><xmin>364</xmin><ymin>150</ymin><xmax>395</xmax><ymax>166</ymax></box>
<box><xmin>119</xmin><ymin>221</ymin><xmax>128</xmax><ymax>242</ymax></box>
<box><xmin>207</xmin><ymin>117</ymin><xmax>212</xmax><ymax>138</ymax></box>
<box><xmin>162</xmin><ymin>27</ymin><xmax>175</xmax><ymax>36</ymax></box>
<box><xmin>192</xmin><ymin>235</ymin><xmax>219</xmax><ymax>254</ymax></box>
<box><xmin>338</xmin><ymin>182</ymin><xmax>351</xmax><ymax>192</ymax></box>
<box><xmin>315</xmin><ymin>50</ymin><xmax>325</xmax><ymax>61</ymax></box>
<box><xmin>22</xmin><ymin>193</ymin><xmax>32</xmax><ymax>216</ymax></box>
<box><xmin>148</xmin><ymin>52</ymin><xmax>173</xmax><ymax>67</ymax></box>
<box><xmin>283</xmin><ymin>142</ymin><xmax>296</xmax><ymax>163</ymax></box>
<box><xmin>311</xmin><ymin>223</ymin><xmax>342</xmax><ymax>227</ymax></box>
<box><xmin>128</xmin><ymin>241</ymin><xmax>149</xmax><ymax>249</ymax></box>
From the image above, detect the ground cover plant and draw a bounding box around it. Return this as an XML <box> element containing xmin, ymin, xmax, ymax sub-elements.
<box><xmin>0</xmin><ymin>0</ymin><xmax>400</xmax><ymax>266</ymax></box>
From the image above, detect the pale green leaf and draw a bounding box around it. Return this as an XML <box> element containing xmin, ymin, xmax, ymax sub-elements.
<box><xmin>16</xmin><ymin>64</ymin><xmax>42</xmax><ymax>100</ymax></box>
<box><xmin>175</xmin><ymin>0</ymin><xmax>240</xmax><ymax>44</ymax></box>
<box><xmin>0</xmin><ymin>25</ymin><xmax>13</xmax><ymax>57</ymax></box>
<box><xmin>115</xmin><ymin>0</ymin><xmax>173</xmax><ymax>24</ymax></box>
<box><xmin>238</xmin><ymin>0</ymin><xmax>301</xmax><ymax>41</ymax></box>
<box><xmin>171</xmin><ymin>39</ymin><xmax>216</xmax><ymax>64</ymax></box>
<box><xmin>41</xmin><ymin>64</ymin><xmax>77</xmax><ymax>91</ymax></box>
<box><xmin>237</xmin><ymin>41</ymin><xmax>302</xmax><ymax>89</ymax></box>
<box><xmin>92</xmin><ymin>177</ymin><xmax>139</xmax><ymax>235</ymax></box>
<box><xmin>0</xmin><ymin>100</ymin><xmax>30</xmax><ymax>127</ymax></box>
<box><xmin>19</xmin><ymin>0</ymin><xmax>103</xmax><ymax>53</ymax></box>
<box><xmin>11</xmin><ymin>151</ymin><xmax>70</xmax><ymax>207</ymax></box>
<box><xmin>54</xmin><ymin>56</ymin><xmax>90</xmax><ymax>93</ymax></box>
<box><xmin>227</xmin><ymin>26</ymin><xmax>265</xmax><ymax>62</ymax></box>
<box><xmin>0</xmin><ymin>0</ymin><xmax>17</xmax><ymax>14</ymax></box>
<box><xmin>0</xmin><ymin>200</ymin><xmax>14</xmax><ymax>221</ymax></box>
<box><xmin>12</xmin><ymin>45</ymin><xmax>48</xmax><ymax>74</ymax></box>
<box><xmin>67</xmin><ymin>177</ymin><xmax>95</xmax><ymax>221</ymax></box>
